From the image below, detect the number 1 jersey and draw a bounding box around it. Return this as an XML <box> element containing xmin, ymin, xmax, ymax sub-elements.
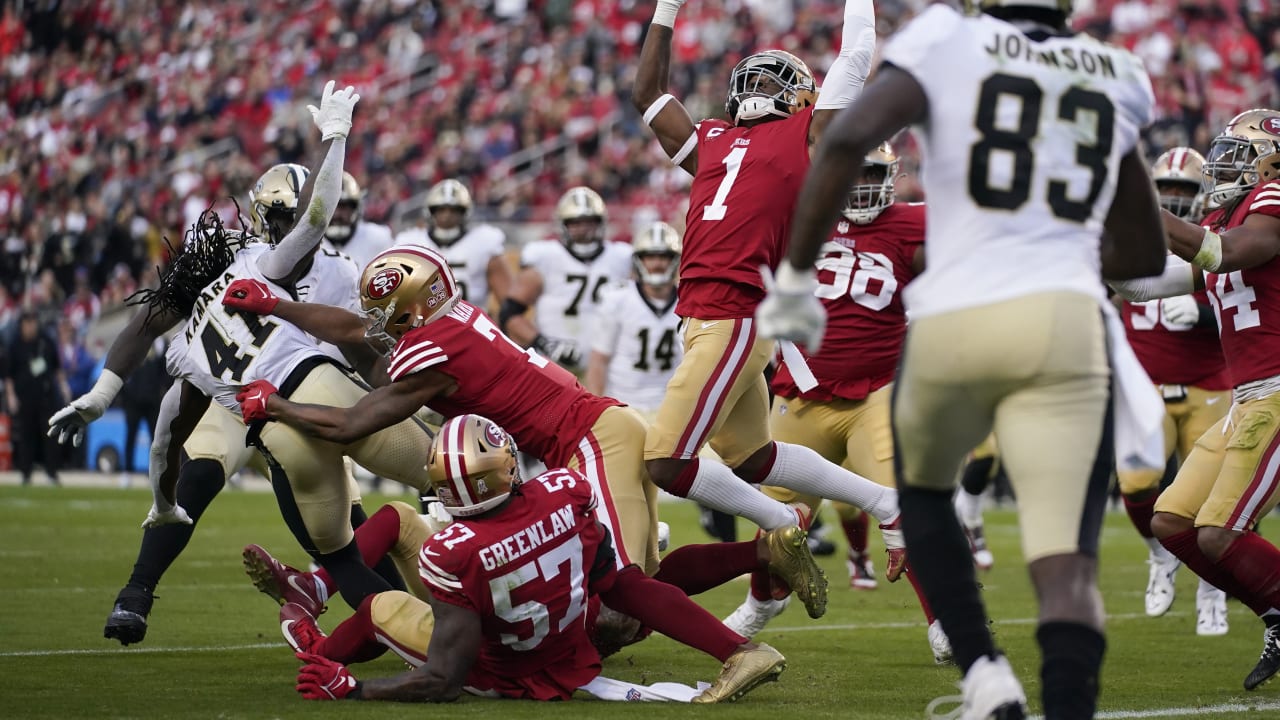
<box><xmin>882</xmin><ymin>4</ymin><xmax>1154</xmax><ymax>318</ymax></box>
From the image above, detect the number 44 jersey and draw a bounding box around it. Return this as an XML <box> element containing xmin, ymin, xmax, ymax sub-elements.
<box><xmin>882</xmin><ymin>4</ymin><xmax>1154</xmax><ymax>319</ymax></box>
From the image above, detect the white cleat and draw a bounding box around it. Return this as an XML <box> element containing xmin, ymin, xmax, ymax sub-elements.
<box><xmin>928</xmin><ymin>620</ymin><xmax>954</xmax><ymax>665</ymax></box>
<box><xmin>1145</xmin><ymin>547</ymin><xmax>1180</xmax><ymax>617</ymax></box>
<box><xmin>723</xmin><ymin>595</ymin><xmax>791</xmax><ymax>639</ymax></box>
<box><xmin>926</xmin><ymin>654</ymin><xmax>1027</xmax><ymax>720</ymax></box>
<box><xmin>657</xmin><ymin>521</ymin><xmax>671</xmax><ymax>553</ymax></box>
<box><xmin>1197</xmin><ymin>584</ymin><xmax>1229</xmax><ymax>636</ymax></box>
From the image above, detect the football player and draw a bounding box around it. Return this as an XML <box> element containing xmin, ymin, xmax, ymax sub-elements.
<box><xmin>395</xmin><ymin>178</ymin><xmax>512</xmax><ymax>313</ymax></box>
<box><xmin>500</xmin><ymin>186</ymin><xmax>632</xmax><ymax>372</ymax></box>
<box><xmin>225</xmin><ymin>246</ymin><xmax>829</xmax><ymax>621</ymax></box>
<box><xmin>761</xmin><ymin>0</ymin><xmax>1167</xmax><ymax>717</ymax></box>
<box><xmin>584</xmin><ymin>220</ymin><xmax>683</xmax><ymax>415</ymax></box>
<box><xmin>272</xmin><ymin>414</ymin><xmax>787</xmax><ymax>704</ymax></box>
<box><xmin>1117</xmin><ymin>147</ymin><xmax>1231</xmax><ymax>634</ymax></box>
<box><xmin>632</xmin><ymin>0</ymin><xmax>904</xmax><ymax>574</ymax></box>
<box><xmin>324</xmin><ymin>172</ymin><xmax>394</xmax><ymax>270</ymax></box>
<box><xmin>1114</xmin><ymin>108</ymin><xmax>1280</xmax><ymax>691</ymax></box>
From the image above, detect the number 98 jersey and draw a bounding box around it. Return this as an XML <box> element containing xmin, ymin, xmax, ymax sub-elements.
<box><xmin>882</xmin><ymin>4</ymin><xmax>1154</xmax><ymax>318</ymax></box>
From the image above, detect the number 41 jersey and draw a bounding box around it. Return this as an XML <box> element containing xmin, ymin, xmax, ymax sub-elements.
<box><xmin>882</xmin><ymin>4</ymin><xmax>1154</xmax><ymax>318</ymax></box>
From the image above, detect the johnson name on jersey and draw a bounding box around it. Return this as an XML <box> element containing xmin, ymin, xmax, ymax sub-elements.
<box><xmin>520</xmin><ymin>239</ymin><xmax>632</xmax><ymax>353</ymax></box>
<box><xmin>396</xmin><ymin>224</ymin><xmax>507</xmax><ymax>306</ymax></box>
<box><xmin>881</xmin><ymin>4</ymin><xmax>1154</xmax><ymax>318</ymax></box>
<box><xmin>591</xmin><ymin>281</ymin><xmax>682</xmax><ymax>413</ymax></box>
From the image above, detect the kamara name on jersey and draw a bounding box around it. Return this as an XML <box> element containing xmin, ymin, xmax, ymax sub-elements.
<box><xmin>984</xmin><ymin>33</ymin><xmax>1117</xmax><ymax>79</ymax></box>
<box><xmin>185</xmin><ymin>271</ymin><xmax>238</xmax><ymax>341</ymax></box>
<box><xmin>477</xmin><ymin>503</ymin><xmax>577</xmax><ymax>571</ymax></box>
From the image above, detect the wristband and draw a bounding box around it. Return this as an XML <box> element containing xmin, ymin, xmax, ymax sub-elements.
<box><xmin>775</xmin><ymin>263</ymin><xmax>817</xmax><ymax>293</ymax></box>
<box><xmin>652</xmin><ymin>0</ymin><xmax>681</xmax><ymax>27</ymax></box>
<box><xmin>1192</xmin><ymin>228</ymin><xmax>1223</xmax><ymax>272</ymax></box>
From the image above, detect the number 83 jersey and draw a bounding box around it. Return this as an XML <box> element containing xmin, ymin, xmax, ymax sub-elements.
<box><xmin>167</xmin><ymin>244</ymin><xmax>329</xmax><ymax>412</ymax></box>
<box><xmin>882</xmin><ymin>4</ymin><xmax>1154</xmax><ymax>318</ymax></box>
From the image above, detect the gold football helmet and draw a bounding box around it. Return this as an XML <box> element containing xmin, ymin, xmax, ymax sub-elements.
<box><xmin>249</xmin><ymin>163</ymin><xmax>309</xmax><ymax>245</ymax></box>
<box><xmin>843</xmin><ymin>142</ymin><xmax>900</xmax><ymax>225</ymax></box>
<box><xmin>428</xmin><ymin>414</ymin><xmax>520</xmax><ymax>517</ymax></box>
<box><xmin>359</xmin><ymin>245</ymin><xmax>461</xmax><ymax>354</ymax></box>
<box><xmin>726</xmin><ymin>50</ymin><xmax>816</xmax><ymax>125</ymax></box>
<box><xmin>1151</xmin><ymin>147</ymin><xmax>1206</xmax><ymax>220</ymax></box>
<box><xmin>425</xmin><ymin>178</ymin><xmax>473</xmax><ymax>245</ymax></box>
<box><xmin>325</xmin><ymin>172</ymin><xmax>364</xmax><ymax>244</ymax></box>
<box><xmin>555</xmin><ymin>186</ymin><xmax>607</xmax><ymax>260</ymax></box>
<box><xmin>1203</xmin><ymin>108</ymin><xmax>1280</xmax><ymax>207</ymax></box>
<box><xmin>631</xmin><ymin>221</ymin><xmax>681</xmax><ymax>286</ymax></box>
<box><xmin>963</xmin><ymin>0</ymin><xmax>1072</xmax><ymax>14</ymax></box>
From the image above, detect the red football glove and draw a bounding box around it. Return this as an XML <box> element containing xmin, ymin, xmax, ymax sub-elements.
<box><xmin>236</xmin><ymin>380</ymin><xmax>279</xmax><ymax>423</ymax></box>
<box><xmin>223</xmin><ymin>278</ymin><xmax>279</xmax><ymax>315</ymax></box>
<box><xmin>295</xmin><ymin>651</ymin><xmax>359</xmax><ymax>700</ymax></box>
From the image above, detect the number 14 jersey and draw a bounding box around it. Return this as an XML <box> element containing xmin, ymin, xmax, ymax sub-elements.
<box><xmin>882</xmin><ymin>4</ymin><xmax>1154</xmax><ymax>318</ymax></box>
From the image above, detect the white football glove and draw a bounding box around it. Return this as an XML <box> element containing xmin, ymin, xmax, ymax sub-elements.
<box><xmin>756</xmin><ymin>264</ymin><xmax>825</xmax><ymax>354</ymax></box>
<box><xmin>47</xmin><ymin>370</ymin><xmax>124</xmax><ymax>447</ymax></box>
<box><xmin>307</xmin><ymin>80</ymin><xmax>361</xmax><ymax>141</ymax></box>
<box><xmin>420</xmin><ymin>501</ymin><xmax>455</xmax><ymax>534</ymax></box>
<box><xmin>142</xmin><ymin>502</ymin><xmax>194</xmax><ymax>530</ymax></box>
<box><xmin>1161</xmin><ymin>295</ymin><xmax>1200</xmax><ymax>326</ymax></box>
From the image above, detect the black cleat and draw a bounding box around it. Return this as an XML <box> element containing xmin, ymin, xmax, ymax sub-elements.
<box><xmin>1245</xmin><ymin>624</ymin><xmax>1280</xmax><ymax>690</ymax></box>
<box><xmin>104</xmin><ymin>586</ymin><xmax>155</xmax><ymax>646</ymax></box>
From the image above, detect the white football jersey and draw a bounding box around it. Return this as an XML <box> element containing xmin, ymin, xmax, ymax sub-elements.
<box><xmin>336</xmin><ymin>221</ymin><xmax>394</xmax><ymax>273</ymax></box>
<box><xmin>166</xmin><ymin>244</ymin><xmax>328</xmax><ymax>412</ymax></box>
<box><xmin>297</xmin><ymin>246</ymin><xmax>362</xmax><ymax>365</ymax></box>
<box><xmin>882</xmin><ymin>5</ymin><xmax>1155</xmax><ymax>318</ymax></box>
<box><xmin>395</xmin><ymin>224</ymin><xmax>507</xmax><ymax>307</ymax></box>
<box><xmin>521</xmin><ymin>239</ymin><xmax>633</xmax><ymax>354</ymax></box>
<box><xmin>591</xmin><ymin>282</ymin><xmax>683</xmax><ymax>413</ymax></box>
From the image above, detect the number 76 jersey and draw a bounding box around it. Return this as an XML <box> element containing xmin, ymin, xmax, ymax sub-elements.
<box><xmin>881</xmin><ymin>4</ymin><xmax>1154</xmax><ymax>318</ymax></box>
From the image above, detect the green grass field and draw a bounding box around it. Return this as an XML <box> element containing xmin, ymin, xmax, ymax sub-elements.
<box><xmin>3</xmin><ymin>485</ymin><xmax>1280</xmax><ymax>719</ymax></box>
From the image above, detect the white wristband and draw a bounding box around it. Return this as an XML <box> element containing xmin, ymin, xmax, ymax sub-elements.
<box><xmin>1192</xmin><ymin>228</ymin><xmax>1223</xmax><ymax>272</ymax></box>
<box><xmin>89</xmin><ymin>369</ymin><xmax>125</xmax><ymax>406</ymax></box>
<box><xmin>652</xmin><ymin>0</ymin><xmax>681</xmax><ymax>27</ymax></box>
<box><xmin>775</xmin><ymin>263</ymin><xmax>817</xmax><ymax>294</ymax></box>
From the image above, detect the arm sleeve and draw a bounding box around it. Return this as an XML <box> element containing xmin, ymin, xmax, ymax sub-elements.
<box><xmin>1109</xmin><ymin>255</ymin><xmax>1197</xmax><ymax>301</ymax></box>
<box><xmin>814</xmin><ymin>0</ymin><xmax>877</xmax><ymax>110</ymax></box>
<box><xmin>258</xmin><ymin>139</ymin><xmax>347</xmax><ymax>280</ymax></box>
<box><xmin>148</xmin><ymin>382</ymin><xmax>184</xmax><ymax>504</ymax></box>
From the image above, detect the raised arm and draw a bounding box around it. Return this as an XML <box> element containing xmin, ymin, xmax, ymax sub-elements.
<box><xmin>1166</xmin><ymin>206</ymin><xmax>1280</xmax><ymax>274</ymax></box>
<box><xmin>809</xmin><ymin>0</ymin><xmax>877</xmax><ymax>148</ymax></box>
<box><xmin>354</xmin><ymin>599</ymin><xmax>482</xmax><ymax>702</ymax></box>
<box><xmin>631</xmin><ymin>0</ymin><xmax>699</xmax><ymax>175</ymax></box>
<box><xmin>1100</xmin><ymin>147</ymin><xmax>1168</xmax><ymax>280</ymax></box>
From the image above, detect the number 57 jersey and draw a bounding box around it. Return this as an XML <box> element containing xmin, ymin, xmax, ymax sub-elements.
<box><xmin>882</xmin><ymin>4</ymin><xmax>1154</xmax><ymax>318</ymax></box>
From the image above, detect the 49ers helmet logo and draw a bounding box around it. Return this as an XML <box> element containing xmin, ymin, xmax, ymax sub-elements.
<box><xmin>1261</xmin><ymin>116</ymin><xmax>1280</xmax><ymax>136</ymax></box>
<box><xmin>367</xmin><ymin>268</ymin><xmax>403</xmax><ymax>299</ymax></box>
<box><xmin>484</xmin><ymin>422</ymin><xmax>505</xmax><ymax>448</ymax></box>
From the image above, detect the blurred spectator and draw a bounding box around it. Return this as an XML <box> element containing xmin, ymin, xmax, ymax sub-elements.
<box><xmin>2</xmin><ymin>310</ymin><xmax>66</xmax><ymax>485</ymax></box>
<box><xmin>118</xmin><ymin>337</ymin><xmax>170</xmax><ymax>487</ymax></box>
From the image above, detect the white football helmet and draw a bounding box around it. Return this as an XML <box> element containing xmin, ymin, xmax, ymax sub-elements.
<box><xmin>325</xmin><ymin>172</ymin><xmax>364</xmax><ymax>244</ymax></box>
<box><xmin>555</xmin><ymin>186</ymin><xmax>607</xmax><ymax>260</ymax></box>
<box><xmin>631</xmin><ymin>221</ymin><xmax>681</xmax><ymax>286</ymax></box>
<box><xmin>843</xmin><ymin>143</ymin><xmax>900</xmax><ymax>225</ymax></box>
<box><xmin>249</xmin><ymin>163</ymin><xmax>309</xmax><ymax>245</ymax></box>
<box><xmin>425</xmin><ymin>178</ymin><xmax>473</xmax><ymax>245</ymax></box>
<box><xmin>1151</xmin><ymin>147</ymin><xmax>1205</xmax><ymax>220</ymax></box>
<box><xmin>726</xmin><ymin>50</ymin><xmax>816</xmax><ymax>125</ymax></box>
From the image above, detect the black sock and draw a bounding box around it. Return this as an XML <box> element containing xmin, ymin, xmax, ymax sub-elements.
<box><xmin>898</xmin><ymin>484</ymin><xmax>996</xmax><ymax>672</ymax></box>
<box><xmin>350</xmin><ymin>503</ymin><xmax>406</xmax><ymax>592</ymax></box>
<box><xmin>1037</xmin><ymin>621</ymin><xmax>1106</xmax><ymax>720</ymax></box>
<box><xmin>316</xmin><ymin>540</ymin><xmax>392</xmax><ymax>610</ymax></box>
<box><xmin>125</xmin><ymin>459</ymin><xmax>226</xmax><ymax>593</ymax></box>
<box><xmin>960</xmin><ymin>457</ymin><xmax>996</xmax><ymax>496</ymax></box>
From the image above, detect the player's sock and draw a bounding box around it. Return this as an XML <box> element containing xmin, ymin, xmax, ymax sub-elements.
<box><xmin>315</xmin><ymin>541</ymin><xmax>392</xmax><ymax>610</ymax></box>
<box><xmin>898</xmin><ymin>484</ymin><xmax>996</xmax><ymax>673</ymax></box>
<box><xmin>841</xmin><ymin>511</ymin><xmax>869</xmax><ymax>555</ymax></box>
<box><xmin>319</xmin><ymin>595</ymin><xmax>389</xmax><ymax>664</ymax></box>
<box><xmin>953</xmin><ymin>486</ymin><xmax>983</xmax><ymax>529</ymax></box>
<box><xmin>1122</xmin><ymin>493</ymin><xmax>1157</xmax><ymax>538</ymax></box>
<box><xmin>653</xmin><ymin>540</ymin><xmax>759</xmax><ymax>596</ymax></box>
<box><xmin>959</xmin><ymin>456</ymin><xmax>995</xmax><ymax>496</ymax></box>
<box><xmin>1160</xmin><ymin>528</ymin><xmax>1271</xmax><ymax>614</ymax></box>
<box><xmin>354</xmin><ymin>504</ymin><xmax>407</xmax><ymax>593</ymax></box>
<box><xmin>126</xmin><ymin>458</ymin><xmax>226</xmax><ymax>592</ymax></box>
<box><xmin>601</xmin><ymin>566</ymin><xmax>745</xmax><ymax>662</ymax></box>
<box><xmin>758</xmin><ymin>442</ymin><xmax>897</xmax><ymax>523</ymax></box>
<box><xmin>904</xmin><ymin>562</ymin><xmax>937</xmax><ymax>624</ymax></box>
<box><xmin>669</xmin><ymin>458</ymin><xmax>797</xmax><ymax>531</ymax></box>
<box><xmin>1038</xmin><ymin>621</ymin><xmax>1105</xmax><ymax>720</ymax></box>
<box><xmin>1217</xmin><ymin>532</ymin><xmax>1280</xmax><ymax>609</ymax></box>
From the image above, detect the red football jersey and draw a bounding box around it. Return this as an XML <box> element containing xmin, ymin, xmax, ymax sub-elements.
<box><xmin>1121</xmin><ymin>293</ymin><xmax>1231</xmax><ymax>389</ymax></box>
<box><xmin>678</xmin><ymin>107</ymin><xmax>815</xmax><ymax>320</ymax></box>
<box><xmin>1202</xmin><ymin>181</ymin><xmax>1280</xmax><ymax>387</ymax></box>
<box><xmin>771</xmin><ymin>202</ymin><xmax>924</xmax><ymax>402</ymax></box>
<box><xmin>419</xmin><ymin>469</ymin><xmax>605</xmax><ymax>700</ymax></box>
<box><xmin>387</xmin><ymin>301</ymin><xmax>621</xmax><ymax>467</ymax></box>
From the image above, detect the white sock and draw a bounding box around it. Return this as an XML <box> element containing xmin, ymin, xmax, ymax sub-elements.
<box><xmin>313</xmin><ymin>575</ymin><xmax>331</xmax><ymax>604</ymax></box>
<box><xmin>1197</xmin><ymin>578</ymin><xmax>1224</xmax><ymax>601</ymax></box>
<box><xmin>687</xmin><ymin>459</ymin><xmax>798</xmax><ymax>530</ymax></box>
<box><xmin>954</xmin><ymin>487</ymin><xmax>984</xmax><ymax>528</ymax></box>
<box><xmin>761</xmin><ymin>442</ymin><xmax>897</xmax><ymax>523</ymax></box>
<box><xmin>1146</xmin><ymin>537</ymin><xmax>1173</xmax><ymax>559</ymax></box>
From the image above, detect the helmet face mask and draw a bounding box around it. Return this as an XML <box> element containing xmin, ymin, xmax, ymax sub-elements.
<box><xmin>325</xmin><ymin>172</ymin><xmax>364</xmax><ymax>245</ymax></box>
<box><xmin>359</xmin><ymin>246</ymin><xmax>461</xmax><ymax>355</ymax></box>
<box><xmin>426</xmin><ymin>179</ymin><xmax>473</xmax><ymax>246</ymax></box>
<box><xmin>1151</xmin><ymin>147</ymin><xmax>1206</xmax><ymax>220</ymax></box>
<box><xmin>250</xmin><ymin>164</ymin><xmax>309</xmax><ymax>245</ymax></box>
<box><xmin>843</xmin><ymin>143</ymin><xmax>900</xmax><ymax>224</ymax></box>
<box><xmin>631</xmin><ymin>221</ymin><xmax>681</xmax><ymax>286</ymax></box>
<box><xmin>555</xmin><ymin>187</ymin><xmax>607</xmax><ymax>260</ymax></box>
<box><xmin>1202</xmin><ymin>109</ymin><xmax>1280</xmax><ymax>207</ymax></box>
<box><xmin>428</xmin><ymin>414</ymin><xmax>521</xmax><ymax>518</ymax></box>
<box><xmin>726</xmin><ymin>50</ymin><xmax>816</xmax><ymax>125</ymax></box>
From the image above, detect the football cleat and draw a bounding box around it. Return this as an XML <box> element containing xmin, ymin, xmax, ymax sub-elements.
<box><xmin>724</xmin><ymin>595</ymin><xmax>791</xmax><ymax>639</ymax></box>
<box><xmin>965</xmin><ymin>525</ymin><xmax>995</xmax><ymax>571</ymax></box>
<box><xmin>103</xmin><ymin>586</ymin><xmax>155</xmax><ymax>646</ymax></box>
<box><xmin>763</xmin><ymin>525</ymin><xmax>828</xmax><ymax>619</ymax></box>
<box><xmin>1196</xmin><ymin>585</ymin><xmax>1229</xmax><ymax>637</ymax></box>
<box><xmin>1144</xmin><ymin>547</ymin><xmax>1180</xmax><ymax>617</ymax></box>
<box><xmin>879</xmin><ymin>514</ymin><xmax>907</xmax><ymax>582</ymax></box>
<box><xmin>280</xmin><ymin>602</ymin><xmax>327</xmax><ymax>654</ymax></box>
<box><xmin>657</xmin><ymin>521</ymin><xmax>671</xmax><ymax>553</ymax></box>
<box><xmin>242</xmin><ymin>544</ymin><xmax>328</xmax><ymax>617</ymax></box>
<box><xmin>1244</xmin><ymin>623</ymin><xmax>1280</xmax><ymax>690</ymax></box>
<box><xmin>928</xmin><ymin>620</ymin><xmax>954</xmax><ymax>665</ymax></box>
<box><xmin>847</xmin><ymin>550</ymin><xmax>878</xmax><ymax>590</ymax></box>
<box><xmin>926</xmin><ymin>654</ymin><xmax>1027</xmax><ymax>720</ymax></box>
<box><xmin>692</xmin><ymin>642</ymin><xmax>786</xmax><ymax>704</ymax></box>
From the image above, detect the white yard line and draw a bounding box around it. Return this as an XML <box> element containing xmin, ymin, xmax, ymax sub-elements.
<box><xmin>1031</xmin><ymin>700</ymin><xmax>1280</xmax><ymax>719</ymax></box>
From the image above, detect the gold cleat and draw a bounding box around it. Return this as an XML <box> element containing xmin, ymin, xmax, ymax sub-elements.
<box><xmin>692</xmin><ymin>643</ymin><xmax>787</xmax><ymax>704</ymax></box>
<box><xmin>764</xmin><ymin>526</ymin><xmax>829</xmax><ymax>619</ymax></box>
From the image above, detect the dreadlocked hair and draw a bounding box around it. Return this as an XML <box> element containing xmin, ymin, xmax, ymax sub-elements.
<box><xmin>128</xmin><ymin>204</ymin><xmax>250</xmax><ymax>329</ymax></box>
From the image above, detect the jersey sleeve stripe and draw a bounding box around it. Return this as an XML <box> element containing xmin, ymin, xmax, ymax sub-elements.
<box><xmin>389</xmin><ymin>346</ymin><xmax>447</xmax><ymax>378</ymax></box>
<box><xmin>419</xmin><ymin>567</ymin><xmax>464</xmax><ymax>593</ymax></box>
<box><xmin>1254</xmin><ymin>188</ymin><xmax>1280</xmax><ymax>200</ymax></box>
<box><xmin>1250</xmin><ymin>199</ymin><xmax>1280</xmax><ymax>210</ymax></box>
<box><xmin>389</xmin><ymin>342</ymin><xmax>441</xmax><ymax>372</ymax></box>
<box><xmin>418</xmin><ymin>554</ymin><xmax>463</xmax><ymax>589</ymax></box>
